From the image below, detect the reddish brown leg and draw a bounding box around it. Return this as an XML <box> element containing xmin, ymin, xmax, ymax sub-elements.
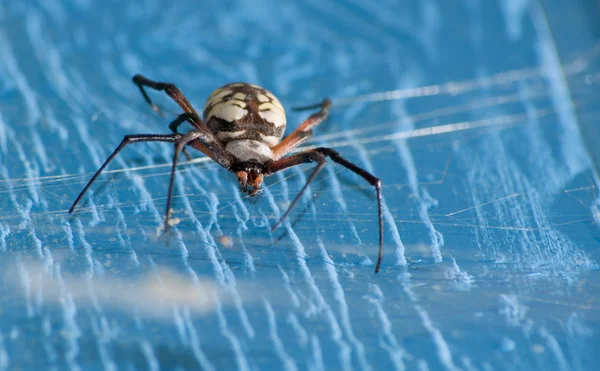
<box><xmin>271</xmin><ymin>98</ymin><xmax>331</xmax><ymax>159</ymax></box>
<box><xmin>267</xmin><ymin>147</ymin><xmax>384</xmax><ymax>273</ymax></box>
<box><xmin>133</xmin><ymin>74</ymin><xmax>203</xmax><ymax>129</ymax></box>
<box><xmin>133</xmin><ymin>75</ymin><xmax>232</xmax><ymax>164</ymax></box>
<box><xmin>163</xmin><ymin>130</ymin><xmax>233</xmax><ymax>232</ymax></box>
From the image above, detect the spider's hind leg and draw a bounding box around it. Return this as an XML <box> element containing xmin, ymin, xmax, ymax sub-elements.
<box><xmin>271</xmin><ymin>98</ymin><xmax>331</xmax><ymax>159</ymax></box>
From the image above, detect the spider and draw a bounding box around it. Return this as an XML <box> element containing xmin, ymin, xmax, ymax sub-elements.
<box><xmin>69</xmin><ymin>75</ymin><xmax>384</xmax><ymax>272</ymax></box>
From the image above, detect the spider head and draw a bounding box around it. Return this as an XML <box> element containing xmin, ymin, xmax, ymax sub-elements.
<box><xmin>233</xmin><ymin>161</ymin><xmax>265</xmax><ymax>196</ymax></box>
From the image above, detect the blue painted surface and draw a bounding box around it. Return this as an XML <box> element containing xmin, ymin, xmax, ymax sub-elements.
<box><xmin>0</xmin><ymin>0</ymin><xmax>599</xmax><ymax>370</ymax></box>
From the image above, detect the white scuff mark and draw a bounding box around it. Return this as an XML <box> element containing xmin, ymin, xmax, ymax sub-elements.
<box><xmin>565</xmin><ymin>312</ymin><xmax>594</xmax><ymax>370</ymax></box>
<box><xmin>592</xmin><ymin>203</ymin><xmax>600</xmax><ymax>226</ymax></box>
<box><xmin>16</xmin><ymin>258</ymin><xmax>34</xmax><ymax>318</ymax></box>
<box><xmin>417</xmin><ymin>0</ymin><xmax>441</xmax><ymax>61</ymax></box>
<box><xmin>0</xmin><ymin>111</ymin><xmax>8</xmax><ymax>155</ymax></box>
<box><xmin>501</xmin><ymin>337</ymin><xmax>516</xmax><ymax>352</ymax></box>
<box><xmin>499</xmin><ymin>294</ymin><xmax>530</xmax><ymax>329</ymax></box>
<box><xmin>92</xmin><ymin>317</ymin><xmax>118</xmax><ymax>371</ymax></box>
<box><xmin>455</xmin><ymin>70</ymin><xmax>597</xmax><ymax>275</ymax></box>
<box><xmin>530</xmin><ymin>1</ymin><xmax>590</xmax><ymax>178</ymax></box>
<box><xmin>4</xmin><ymin>126</ymin><xmax>41</xmax><ymax>205</ymax></box>
<box><xmin>365</xmin><ymin>284</ymin><xmax>408</xmax><ymax>370</ymax></box>
<box><xmin>264</xmin><ymin>300</ymin><xmax>298</xmax><ymax>371</ymax></box>
<box><xmin>414</xmin><ymin>304</ymin><xmax>459</xmax><ymax>371</ymax></box>
<box><xmin>402</xmin><ymin>280</ymin><xmax>459</xmax><ymax>371</ymax></box>
<box><xmin>309</xmin><ymin>335</ymin><xmax>325</xmax><ymax>371</ymax></box>
<box><xmin>29</xmin><ymin>129</ymin><xmax>53</xmax><ymax>173</ymax></box>
<box><xmin>0</xmin><ymin>222</ymin><xmax>9</xmax><ymax>251</ymax></box>
<box><xmin>41</xmin><ymin>317</ymin><xmax>57</xmax><ymax>363</ymax></box>
<box><xmin>287</xmin><ymin>313</ymin><xmax>309</xmax><ymax>348</ymax></box>
<box><xmin>214</xmin><ymin>298</ymin><xmax>251</xmax><ymax>371</ymax></box>
<box><xmin>316</xmin><ymin>239</ymin><xmax>372</xmax><ymax>371</ymax></box>
<box><xmin>388</xmin><ymin>75</ymin><xmax>444</xmax><ymax>263</ymax></box>
<box><xmin>539</xmin><ymin>327</ymin><xmax>570</xmax><ymax>371</ymax></box>
<box><xmin>140</xmin><ymin>341</ymin><xmax>160</xmax><ymax>371</ymax></box>
<box><xmin>279</xmin><ymin>267</ymin><xmax>301</xmax><ymax>308</ymax></box>
<box><xmin>182</xmin><ymin>309</ymin><xmax>216</xmax><ymax>371</ymax></box>
<box><xmin>54</xmin><ymin>264</ymin><xmax>82</xmax><ymax>371</ymax></box>
<box><xmin>263</xmin><ymin>186</ymin><xmax>353</xmax><ymax>371</ymax></box>
<box><xmin>230</xmin><ymin>184</ymin><xmax>256</xmax><ymax>273</ymax></box>
<box><xmin>115</xmin><ymin>207</ymin><xmax>139</xmax><ymax>266</ymax></box>
<box><xmin>0</xmin><ymin>330</ymin><xmax>8</xmax><ymax>371</ymax></box>
<box><xmin>499</xmin><ymin>0</ymin><xmax>530</xmax><ymax>40</ymax></box>
<box><xmin>444</xmin><ymin>258</ymin><xmax>475</xmax><ymax>291</ymax></box>
<box><xmin>73</xmin><ymin>219</ymin><xmax>95</xmax><ymax>279</ymax></box>
<box><xmin>0</xmin><ymin>31</ymin><xmax>41</xmax><ymax>126</ymax></box>
<box><xmin>172</xmin><ymin>308</ymin><xmax>188</xmax><ymax>345</ymax></box>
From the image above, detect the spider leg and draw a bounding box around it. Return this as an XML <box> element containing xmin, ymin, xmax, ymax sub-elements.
<box><xmin>69</xmin><ymin>133</ymin><xmax>182</xmax><ymax>214</ymax></box>
<box><xmin>132</xmin><ymin>74</ymin><xmax>203</xmax><ymax>129</ymax></box>
<box><xmin>271</xmin><ymin>98</ymin><xmax>331</xmax><ymax>160</ymax></box>
<box><xmin>169</xmin><ymin>113</ymin><xmax>194</xmax><ymax>161</ymax></box>
<box><xmin>267</xmin><ymin>147</ymin><xmax>384</xmax><ymax>273</ymax></box>
<box><xmin>291</xmin><ymin>101</ymin><xmax>329</xmax><ymax>112</ymax></box>
<box><xmin>163</xmin><ymin>130</ymin><xmax>228</xmax><ymax>232</ymax></box>
<box><xmin>269</xmin><ymin>151</ymin><xmax>326</xmax><ymax>231</ymax></box>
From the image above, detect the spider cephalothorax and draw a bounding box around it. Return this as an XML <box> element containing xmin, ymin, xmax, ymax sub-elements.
<box><xmin>232</xmin><ymin>160</ymin><xmax>266</xmax><ymax>195</ymax></box>
<box><xmin>70</xmin><ymin>75</ymin><xmax>385</xmax><ymax>272</ymax></box>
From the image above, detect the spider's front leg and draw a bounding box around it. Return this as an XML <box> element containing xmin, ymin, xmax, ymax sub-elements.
<box><xmin>267</xmin><ymin>147</ymin><xmax>384</xmax><ymax>272</ymax></box>
<box><xmin>132</xmin><ymin>74</ymin><xmax>203</xmax><ymax>129</ymax></box>
<box><xmin>69</xmin><ymin>133</ymin><xmax>183</xmax><ymax>214</ymax></box>
<box><xmin>163</xmin><ymin>130</ymin><xmax>233</xmax><ymax>233</ymax></box>
<box><xmin>70</xmin><ymin>114</ymin><xmax>233</xmax><ymax>236</ymax></box>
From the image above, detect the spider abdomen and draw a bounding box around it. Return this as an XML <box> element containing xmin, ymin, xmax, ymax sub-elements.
<box><xmin>203</xmin><ymin>83</ymin><xmax>286</xmax><ymax>148</ymax></box>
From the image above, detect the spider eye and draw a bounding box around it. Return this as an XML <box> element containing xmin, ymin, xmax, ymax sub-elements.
<box><xmin>248</xmin><ymin>168</ymin><xmax>261</xmax><ymax>178</ymax></box>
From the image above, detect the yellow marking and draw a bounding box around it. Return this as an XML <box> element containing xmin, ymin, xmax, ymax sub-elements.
<box><xmin>259</xmin><ymin>133</ymin><xmax>281</xmax><ymax>147</ymax></box>
<box><xmin>204</xmin><ymin>89</ymin><xmax>232</xmax><ymax>111</ymax></box>
<box><xmin>258</xmin><ymin>107</ymin><xmax>286</xmax><ymax>128</ymax></box>
<box><xmin>225</xmin><ymin>139</ymin><xmax>274</xmax><ymax>162</ymax></box>
<box><xmin>258</xmin><ymin>102</ymin><xmax>283</xmax><ymax>113</ymax></box>
<box><xmin>207</xmin><ymin>102</ymin><xmax>247</xmax><ymax>122</ymax></box>
<box><xmin>227</xmin><ymin>83</ymin><xmax>245</xmax><ymax>87</ymax></box>
<box><xmin>257</xmin><ymin>93</ymin><xmax>269</xmax><ymax>103</ymax></box>
<box><xmin>217</xmin><ymin>130</ymin><xmax>247</xmax><ymax>141</ymax></box>
<box><xmin>232</xmin><ymin>92</ymin><xmax>246</xmax><ymax>101</ymax></box>
<box><xmin>265</xmin><ymin>91</ymin><xmax>284</xmax><ymax>112</ymax></box>
<box><xmin>231</xmin><ymin>101</ymin><xmax>247</xmax><ymax>108</ymax></box>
